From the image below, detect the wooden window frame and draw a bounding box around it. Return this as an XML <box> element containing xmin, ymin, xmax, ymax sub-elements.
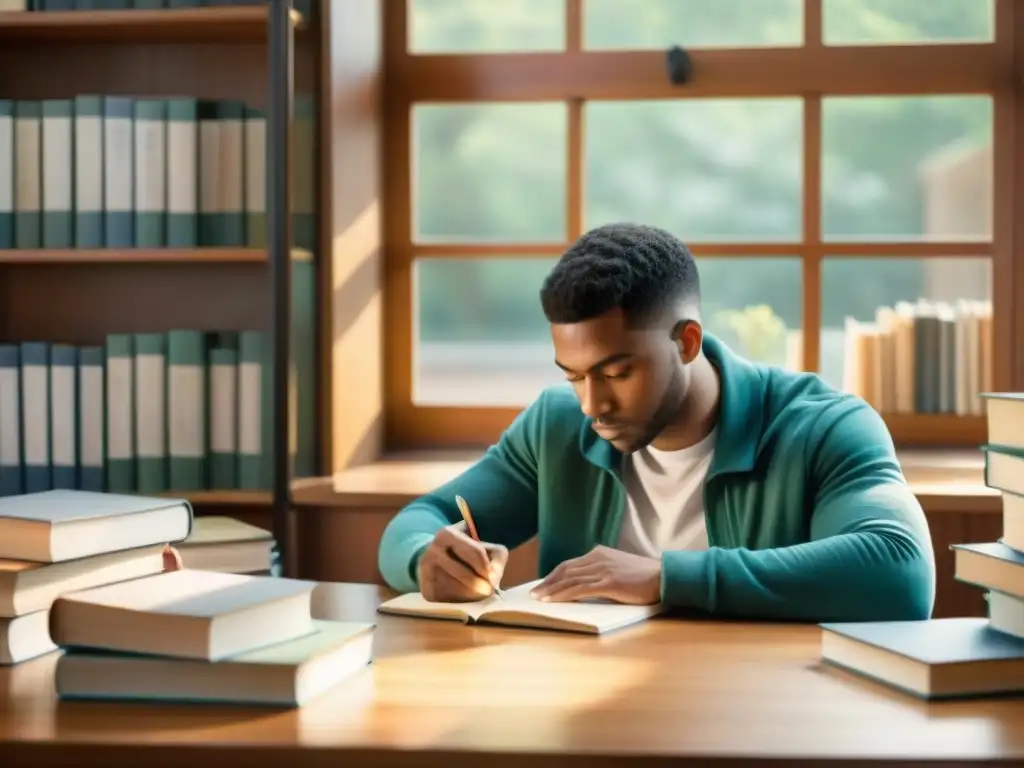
<box><xmin>382</xmin><ymin>0</ymin><xmax>1022</xmax><ymax>451</ymax></box>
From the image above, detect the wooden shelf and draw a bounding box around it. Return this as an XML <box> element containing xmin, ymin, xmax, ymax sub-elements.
<box><xmin>0</xmin><ymin>7</ymin><xmax>303</xmax><ymax>43</ymax></box>
<box><xmin>884</xmin><ymin>413</ymin><xmax>987</xmax><ymax>447</ymax></box>
<box><xmin>0</xmin><ymin>248</ymin><xmax>312</xmax><ymax>265</ymax></box>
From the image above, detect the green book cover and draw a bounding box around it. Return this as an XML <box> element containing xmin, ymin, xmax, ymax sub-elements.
<box><xmin>167</xmin><ymin>330</ymin><xmax>207</xmax><ymax>492</ymax></box>
<box><xmin>105</xmin><ymin>334</ymin><xmax>134</xmax><ymax>493</ymax></box>
<box><xmin>133</xmin><ymin>332</ymin><xmax>167</xmax><ymax>493</ymax></box>
<box><xmin>41</xmin><ymin>99</ymin><xmax>74</xmax><ymax>249</ymax></box>
<box><xmin>166</xmin><ymin>98</ymin><xmax>198</xmax><ymax>248</ymax></box>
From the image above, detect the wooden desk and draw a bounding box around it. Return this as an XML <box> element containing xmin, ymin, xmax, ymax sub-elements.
<box><xmin>3</xmin><ymin>582</ymin><xmax>1024</xmax><ymax>767</ymax></box>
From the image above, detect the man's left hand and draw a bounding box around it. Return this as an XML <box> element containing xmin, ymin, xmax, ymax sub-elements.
<box><xmin>530</xmin><ymin>545</ymin><xmax>662</xmax><ymax>605</ymax></box>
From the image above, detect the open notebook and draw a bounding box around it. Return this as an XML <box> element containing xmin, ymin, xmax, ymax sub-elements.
<box><xmin>377</xmin><ymin>580</ymin><xmax>662</xmax><ymax>635</ymax></box>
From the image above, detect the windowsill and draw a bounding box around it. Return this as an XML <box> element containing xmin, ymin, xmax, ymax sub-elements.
<box><xmin>291</xmin><ymin>447</ymin><xmax>999</xmax><ymax>515</ymax></box>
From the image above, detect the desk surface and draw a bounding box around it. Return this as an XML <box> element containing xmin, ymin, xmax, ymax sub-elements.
<box><xmin>3</xmin><ymin>582</ymin><xmax>1023</xmax><ymax>767</ymax></box>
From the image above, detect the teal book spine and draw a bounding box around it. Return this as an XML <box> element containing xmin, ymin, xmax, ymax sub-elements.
<box><xmin>74</xmin><ymin>95</ymin><xmax>104</xmax><ymax>249</ymax></box>
<box><xmin>77</xmin><ymin>346</ymin><xmax>105</xmax><ymax>492</ymax></box>
<box><xmin>133</xmin><ymin>99</ymin><xmax>167</xmax><ymax>248</ymax></box>
<box><xmin>243</xmin><ymin>106</ymin><xmax>266</xmax><ymax>248</ymax></box>
<box><xmin>133</xmin><ymin>332</ymin><xmax>168</xmax><ymax>493</ymax></box>
<box><xmin>218</xmin><ymin>100</ymin><xmax>246</xmax><ymax>247</ymax></box>
<box><xmin>166</xmin><ymin>98</ymin><xmax>198</xmax><ymax>248</ymax></box>
<box><xmin>103</xmin><ymin>96</ymin><xmax>134</xmax><ymax>249</ymax></box>
<box><xmin>208</xmin><ymin>345</ymin><xmax>238</xmax><ymax>489</ymax></box>
<box><xmin>292</xmin><ymin>94</ymin><xmax>316</xmax><ymax>251</ymax></box>
<box><xmin>14</xmin><ymin>100</ymin><xmax>42</xmax><ymax>250</ymax></box>
<box><xmin>20</xmin><ymin>342</ymin><xmax>51</xmax><ymax>493</ymax></box>
<box><xmin>198</xmin><ymin>100</ymin><xmax>221</xmax><ymax>247</ymax></box>
<box><xmin>167</xmin><ymin>330</ymin><xmax>206</xmax><ymax>491</ymax></box>
<box><xmin>292</xmin><ymin>259</ymin><xmax>315</xmax><ymax>478</ymax></box>
<box><xmin>41</xmin><ymin>99</ymin><xmax>74</xmax><ymax>249</ymax></box>
<box><xmin>0</xmin><ymin>344</ymin><xmax>21</xmax><ymax>497</ymax></box>
<box><xmin>0</xmin><ymin>100</ymin><xmax>12</xmax><ymax>249</ymax></box>
<box><xmin>49</xmin><ymin>344</ymin><xmax>78</xmax><ymax>490</ymax></box>
<box><xmin>105</xmin><ymin>333</ymin><xmax>134</xmax><ymax>493</ymax></box>
<box><xmin>237</xmin><ymin>331</ymin><xmax>265</xmax><ymax>490</ymax></box>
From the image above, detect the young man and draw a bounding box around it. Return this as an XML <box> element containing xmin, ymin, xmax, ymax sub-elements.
<box><xmin>378</xmin><ymin>223</ymin><xmax>935</xmax><ymax>622</ymax></box>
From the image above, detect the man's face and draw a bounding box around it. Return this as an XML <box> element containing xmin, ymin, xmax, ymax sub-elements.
<box><xmin>550</xmin><ymin>308</ymin><xmax>690</xmax><ymax>453</ymax></box>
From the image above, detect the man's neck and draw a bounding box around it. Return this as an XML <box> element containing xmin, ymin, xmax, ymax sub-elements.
<box><xmin>649</xmin><ymin>355</ymin><xmax>721</xmax><ymax>452</ymax></box>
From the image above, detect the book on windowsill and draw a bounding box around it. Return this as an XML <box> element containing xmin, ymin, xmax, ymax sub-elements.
<box><xmin>377</xmin><ymin>579</ymin><xmax>662</xmax><ymax>635</ymax></box>
<box><xmin>54</xmin><ymin>619</ymin><xmax>375</xmax><ymax>707</ymax></box>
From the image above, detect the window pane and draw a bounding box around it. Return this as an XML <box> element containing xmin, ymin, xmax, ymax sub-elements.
<box><xmin>823</xmin><ymin>0</ymin><xmax>993</xmax><ymax>45</ymax></box>
<box><xmin>409</xmin><ymin>0</ymin><xmax>565</xmax><ymax>53</ymax></box>
<box><xmin>584</xmin><ymin>0</ymin><xmax>802</xmax><ymax>50</ymax></box>
<box><xmin>414</xmin><ymin>256</ymin><xmax>801</xmax><ymax>407</ymax></box>
<box><xmin>586</xmin><ymin>99</ymin><xmax>803</xmax><ymax>242</ymax></box>
<box><xmin>819</xmin><ymin>257</ymin><xmax>993</xmax><ymax>415</ymax></box>
<box><xmin>822</xmin><ymin>96</ymin><xmax>992</xmax><ymax>241</ymax></box>
<box><xmin>413</xmin><ymin>103</ymin><xmax>567</xmax><ymax>243</ymax></box>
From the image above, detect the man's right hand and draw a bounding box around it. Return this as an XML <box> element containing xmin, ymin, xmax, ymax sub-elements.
<box><xmin>417</xmin><ymin>522</ymin><xmax>509</xmax><ymax>603</ymax></box>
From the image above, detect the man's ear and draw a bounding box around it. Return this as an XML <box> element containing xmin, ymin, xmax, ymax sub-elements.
<box><xmin>671</xmin><ymin>320</ymin><xmax>703</xmax><ymax>364</ymax></box>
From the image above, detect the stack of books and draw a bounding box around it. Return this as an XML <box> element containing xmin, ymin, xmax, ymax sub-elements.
<box><xmin>49</xmin><ymin>568</ymin><xmax>375</xmax><ymax>707</ymax></box>
<box><xmin>0</xmin><ymin>489</ymin><xmax>190</xmax><ymax>665</ymax></box>
<box><xmin>1</xmin><ymin>489</ymin><xmax>373</xmax><ymax>706</ymax></box>
<box><xmin>818</xmin><ymin>392</ymin><xmax>1024</xmax><ymax>700</ymax></box>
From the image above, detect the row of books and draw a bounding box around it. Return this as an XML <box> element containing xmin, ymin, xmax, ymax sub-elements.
<box><xmin>842</xmin><ymin>299</ymin><xmax>993</xmax><ymax>415</ymax></box>
<box><xmin>0</xmin><ymin>329</ymin><xmax>286</xmax><ymax>497</ymax></box>
<box><xmin>0</xmin><ymin>489</ymin><xmax>370</xmax><ymax>707</ymax></box>
<box><xmin>819</xmin><ymin>392</ymin><xmax>1024</xmax><ymax>701</ymax></box>
<box><xmin>5</xmin><ymin>0</ymin><xmax>315</xmax><ymax>16</ymax></box>
<box><xmin>0</xmin><ymin>94</ymin><xmax>315</xmax><ymax>251</ymax></box>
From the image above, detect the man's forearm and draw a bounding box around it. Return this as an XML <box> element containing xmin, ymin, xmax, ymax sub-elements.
<box><xmin>660</xmin><ymin>526</ymin><xmax>935</xmax><ymax>622</ymax></box>
<box><xmin>378</xmin><ymin>502</ymin><xmax>452</xmax><ymax>592</ymax></box>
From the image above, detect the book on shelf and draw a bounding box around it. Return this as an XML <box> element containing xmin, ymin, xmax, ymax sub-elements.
<box><xmin>3</xmin><ymin>0</ymin><xmax>316</xmax><ymax>17</ymax></box>
<box><xmin>818</xmin><ymin>391</ymin><xmax>1024</xmax><ymax>699</ymax></box>
<box><xmin>0</xmin><ymin>93</ymin><xmax>315</xmax><ymax>253</ymax></box>
<box><xmin>0</xmin><ymin>328</ymin><xmax>293</xmax><ymax>497</ymax></box>
<box><xmin>841</xmin><ymin>299</ymin><xmax>993</xmax><ymax>416</ymax></box>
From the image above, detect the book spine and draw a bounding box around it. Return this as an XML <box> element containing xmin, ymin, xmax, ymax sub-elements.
<box><xmin>42</xmin><ymin>98</ymin><xmax>73</xmax><ymax>249</ymax></box>
<box><xmin>293</xmin><ymin>94</ymin><xmax>315</xmax><ymax>251</ymax></box>
<box><xmin>134</xmin><ymin>99</ymin><xmax>167</xmax><ymax>249</ymax></box>
<box><xmin>0</xmin><ymin>345</ymin><xmax>21</xmax><ymax>497</ymax></box>
<box><xmin>49</xmin><ymin>344</ymin><xmax>78</xmax><ymax>490</ymax></box>
<box><xmin>103</xmin><ymin>96</ymin><xmax>134</xmax><ymax>249</ymax></box>
<box><xmin>198</xmin><ymin>100</ymin><xmax>221</xmax><ymax>246</ymax></box>
<box><xmin>237</xmin><ymin>331</ymin><xmax>265</xmax><ymax>490</ymax></box>
<box><xmin>133</xmin><ymin>332</ymin><xmax>167</xmax><ymax>493</ymax></box>
<box><xmin>74</xmin><ymin>95</ymin><xmax>104</xmax><ymax>249</ymax></box>
<box><xmin>208</xmin><ymin>345</ymin><xmax>238</xmax><ymax>489</ymax></box>
<box><xmin>218</xmin><ymin>100</ymin><xmax>246</xmax><ymax>247</ymax></box>
<box><xmin>20</xmin><ymin>341</ymin><xmax>50</xmax><ymax>493</ymax></box>
<box><xmin>166</xmin><ymin>97</ymin><xmax>198</xmax><ymax>248</ymax></box>
<box><xmin>14</xmin><ymin>100</ymin><xmax>42</xmax><ymax>250</ymax></box>
<box><xmin>167</xmin><ymin>330</ymin><xmax>206</xmax><ymax>491</ymax></box>
<box><xmin>243</xmin><ymin>106</ymin><xmax>266</xmax><ymax>248</ymax></box>
<box><xmin>77</xmin><ymin>346</ymin><xmax>105</xmax><ymax>492</ymax></box>
<box><xmin>292</xmin><ymin>259</ymin><xmax>315</xmax><ymax>478</ymax></box>
<box><xmin>0</xmin><ymin>100</ymin><xmax>12</xmax><ymax>249</ymax></box>
<box><xmin>105</xmin><ymin>333</ymin><xmax>134</xmax><ymax>492</ymax></box>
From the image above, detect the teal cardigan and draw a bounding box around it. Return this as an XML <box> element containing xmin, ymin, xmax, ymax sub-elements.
<box><xmin>378</xmin><ymin>334</ymin><xmax>936</xmax><ymax>622</ymax></box>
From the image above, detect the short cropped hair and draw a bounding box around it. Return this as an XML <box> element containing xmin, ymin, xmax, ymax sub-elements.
<box><xmin>539</xmin><ymin>222</ymin><xmax>700</xmax><ymax>326</ymax></box>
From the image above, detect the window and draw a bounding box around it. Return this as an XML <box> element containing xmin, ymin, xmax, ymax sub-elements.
<box><xmin>387</xmin><ymin>0</ymin><xmax>1015</xmax><ymax>450</ymax></box>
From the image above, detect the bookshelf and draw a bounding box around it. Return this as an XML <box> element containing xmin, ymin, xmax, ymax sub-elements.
<box><xmin>0</xmin><ymin>1</ymin><xmax>317</xmax><ymax>576</ymax></box>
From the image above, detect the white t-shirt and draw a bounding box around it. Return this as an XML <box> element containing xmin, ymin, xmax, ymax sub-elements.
<box><xmin>616</xmin><ymin>427</ymin><xmax>717</xmax><ymax>558</ymax></box>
